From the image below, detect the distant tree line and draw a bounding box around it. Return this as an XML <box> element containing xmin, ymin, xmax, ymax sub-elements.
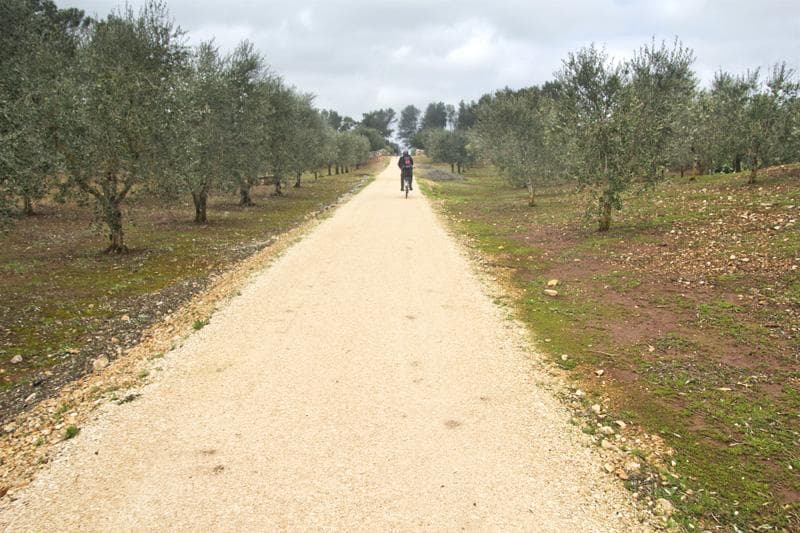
<box><xmin>0</xmin><ymin>0</ymin><xmax>380</xmax><ymax>251</ymax></box>
<box><xmin>399</xmin><ymin>39</ymin><xmax>799</xmax><ymax>231</ymax></box>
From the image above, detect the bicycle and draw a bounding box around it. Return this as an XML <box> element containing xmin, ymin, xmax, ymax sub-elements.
<box><xmin>402</xmin><ymin>175</ymin><xmax>412</xmax><ymax>198</ymax></box>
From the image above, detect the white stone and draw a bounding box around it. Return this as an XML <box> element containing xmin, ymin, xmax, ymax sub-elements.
<box><xmin>656</xmin><ymin>498</ymin><xmax>674</xmax><ymax>516</ymax></box>
<box><xmin>625</xmin><ymin>462</ymin><xmax>641</xmax><ymax>473</ymax></box>
<box><xmin>92</xmin><ymin>356</ymin><xmax>109</xmax><ymax>372</ymax></box>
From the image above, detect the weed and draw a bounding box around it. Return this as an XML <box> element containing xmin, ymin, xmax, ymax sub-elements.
<box><xmin>52</xmin><ymin>403</ymin><xmax>71</xmax><ymax>423</ymax></box>
<box><xmin>192</xmin><ymin>319</ymin><xmax>209</xmax><ymax>331</ymax></box>
<box><xmin>64</xmin><ymin>425</ymin><xmax>79</xmax><ymax>440</ymax></box>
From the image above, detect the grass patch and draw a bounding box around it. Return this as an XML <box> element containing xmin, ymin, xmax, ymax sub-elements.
<box><xmin>192</xmin><ymin>319</ymin><xmax>209</xmax><ymax>331</ymax></box>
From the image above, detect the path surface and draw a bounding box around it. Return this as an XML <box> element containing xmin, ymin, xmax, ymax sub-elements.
<box><xmin>1</xmin><ymin>160</ymin><xmax>643</xmax><ymax>531</ymax></box>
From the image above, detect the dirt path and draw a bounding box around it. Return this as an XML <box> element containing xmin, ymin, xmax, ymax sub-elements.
<box><xmin>0</xmin><ymin>161</ymin><xmax>644</xmax><ymax>531</ymax></box>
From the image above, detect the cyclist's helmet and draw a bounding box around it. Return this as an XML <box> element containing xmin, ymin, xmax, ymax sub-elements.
<box><xmin>402</xmin><ymin>150</ymin><xmax>409</xmax><ymax>156</ymax></box>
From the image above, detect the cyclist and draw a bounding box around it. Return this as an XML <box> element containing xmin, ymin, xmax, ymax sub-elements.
<box><xmin>398</xmin><ymin>150</ymin><xmax>414</xmax><ymax>191</ymax></box>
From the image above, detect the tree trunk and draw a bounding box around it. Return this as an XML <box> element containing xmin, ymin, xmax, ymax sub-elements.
<box><xmin>314</xmin><ymin>171</ymin><xmax>318</xmax><ymax>181</ymax></box>
<box><xmin>693</xmin><ymin>156</ymin><xmax>702</xmax><ymax>177</ymax></box>
<box><xmin>345</xmin><ymin>166</ymin><xmax>350</xmax><ymax>173</ymax></box>
<box><xmin>680</xmin><ymin>166</ymin><xmax>685</xmax><ymax>178</ymax></box>
<box><xmin>457</xmin><ymin>162</ymin><xmax>462</xmax><ymax>174</ymax></box>
<box><xmin>104</xmin><ymin>200</ymin><xmax>127</xmax><ymax>254</ymax></box>
<box><xmin>598</xmin><ymin>193</ymin><xmax>613</xmax><ymax>232</ymax></box>
<box><xmin>294</xmin><ymin>172</ymin><xmax>302</xmax><ymax>188</ymax></box>
<box><xmin>450</xmin><ymin>162</ymin><xmax>455</xmax><ymax>173</ymax></box>
<box><xmin>328</xmin><ymin>164</ymin><xmax>332</xmax><ymax>176</ymax></box>
<box><xmin>526</xmin><ymin>179</ymin><xmax>536</xmax><ymax>207</ymax></box>
<box><xmin>239</xmin><ymin>183</ymin><xmax>254</xmax><ymax>206</ymax></box>
<box><xmin>192</xmin><ymin>189</ymin><xmax>208</xmax><ymax>224</ymax></box>
<box><xmin>273</xmin><ymin>175</ymin><xmax>283</xmax><ymax>196</ymax></box>
<box><xmin>734</xmin><ymin>154</ymin><xmax>742</xmax><ymax>173</ymax></box>
<box><xmin>22</xmin><ymin>194</ymin><xmax>34</xmax><ymax>216</ymax></box>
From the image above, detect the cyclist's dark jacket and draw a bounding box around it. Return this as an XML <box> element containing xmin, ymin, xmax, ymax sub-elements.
<box><xmin>398</xmin><ymin>154</ymin><xmax>414</xmax><ymax>178</ymax></box>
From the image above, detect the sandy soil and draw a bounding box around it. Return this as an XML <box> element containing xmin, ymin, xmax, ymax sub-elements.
<box><xmin>0</xmin><ymin>161</ymin><xmax>645</xmax><ymax>531</ymax></box>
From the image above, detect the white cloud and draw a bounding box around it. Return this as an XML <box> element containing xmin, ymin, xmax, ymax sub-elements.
<box><xmin>392</xmin><ymin>45</ymin><xmax>412</xmax><ymax>61</ymax></box>
<box><xmin>297</xmin><ymin>8</ymin><xmax>313</xmax><ymax>30</ymax></box>
<box><xmin>189</xmin><ymin>24</ymin><xmax>255</xmax><ymax>50</ymax></box>
<box><xmin>446</xmin><ymin>27</ymin><xmax>495</xmax><ymax>67</ymax></box>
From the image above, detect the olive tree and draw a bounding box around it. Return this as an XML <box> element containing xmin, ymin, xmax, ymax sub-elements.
<box><xmin>320</xmin><ymin>125</ymin><xmax>338</xmax><ymax>176</ymax></box>
<box><xmin>225</xmin><ymin>42</ymin><xmax>275</xmax><ymax>206</ymax></box>
<box><xmin>473</xmin><ymin>88</ymin><xmax>561</xmax><ymax>206</ymax></box>
<box><xmin>741</xmin><ymin>64</ymin><xmax>799</xmax><ymax>183</ymax></box>
<box><xmin>557</xmin><ymin>41</ymin><xmax>695</xmax><ymax>231</ymax></box>
<box><xmin>288</xmin><ymin>95</ymin><xmax>327</xmax><ymax>188</ymax></box>
<box><xmin>0</xmin><ymin>0</ymin><xmax>87</xmax><ymax>217</ymax></box>
<box><xmin>626</xmin><ymin>39</ymin><xmax>697</xmax><ymax>180</ymax></box>
<box><xmin>426</xmin><ymin>129</ymin><xmax>469</xmax><ymax>175</ymax></box>
<box><xmin>702</xmin><ymin>71</ymin><xmax>754</xmax><ymax>174</ymax></box>
<box><xmin>55</xmin><ymin>1</ymin><xmax>187</xmax><ymax>252</ymax></box>
<box><xmin>263</xmin><ymin>84</ymin><xmax>300</xmax><ymax>196</ymax></box>
<box><xmin>167</xmin><ymin>42</ymin><xmax>227</xmax><ymax>223</ymax></box>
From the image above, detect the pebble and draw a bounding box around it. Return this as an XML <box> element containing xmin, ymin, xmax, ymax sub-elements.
<box><xmin>543</xmin><ymin>289</ymin><xmax>559</xmax><ymax>297</ymax></box>
<box><xmin>547</xmin><ymin>279</ymin><xmax>560</xmax><ymax>287</ymax></box>
<box><xmin>625</xmin><ymin>462</ymin><xmax>641</xmax><ymax>473</ymax></box>
<box><xmin>601</xmin><ymin>439</ymin><xmax>614</xmax><ymax>450</ymax></box>
<box><xmin>92</xmin><ymin>357</ymin><xmax>109</xmax><ymax>372</ymax></box>
<box><xmin>656</xmin><ymin>498</ymin><xmax>674</xmax><ymax>517</ymax></box>
<box><xmin>599</xmin><ymin>426</ymin><xmax>615</xmax><ymax>435</ymax></box>
<box><xmin>591</xmin><ymin>404</ymin><xmax>602</xmax><ymax>415</ymax></box>
<box><xmin>11</xmin><ymin>355</ymin><xmax>23</xmax><ymax>364</ymax></box>
<box><xmin>3</xmin><ymin>423</ymin><xmax>16</xmax><ymax>433</ymax></box>
<box><xmin>595</xmin><ymin>369</ymin><xmax>605</xmax><ymax>377</ymax></box>
<box><xmin>614</xmin><ymin>420</ymin><xmax>627</xmax><ymax>429</ymax></box>
<box><xmin>25</xmin><ymin>393</ymin><xmax>36</xmax><ymax>403</ymax></box>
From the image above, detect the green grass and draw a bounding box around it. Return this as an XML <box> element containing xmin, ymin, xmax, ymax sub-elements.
<box><xmin>422</xmin><ymin>158</ymin><xmax>800</xmax><ymax>530</ymax></box>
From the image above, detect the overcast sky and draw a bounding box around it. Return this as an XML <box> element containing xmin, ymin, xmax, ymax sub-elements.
<box><xmin>71</xmin><ymin>0</ymin><xmax>800</xmax><ymax>119</ymax></box>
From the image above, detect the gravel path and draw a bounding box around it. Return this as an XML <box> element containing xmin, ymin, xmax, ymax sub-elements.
<box><xmin>1</xmin><ymin>160</ymin><xmax>644</xmax><ymax>531</ymax></box>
